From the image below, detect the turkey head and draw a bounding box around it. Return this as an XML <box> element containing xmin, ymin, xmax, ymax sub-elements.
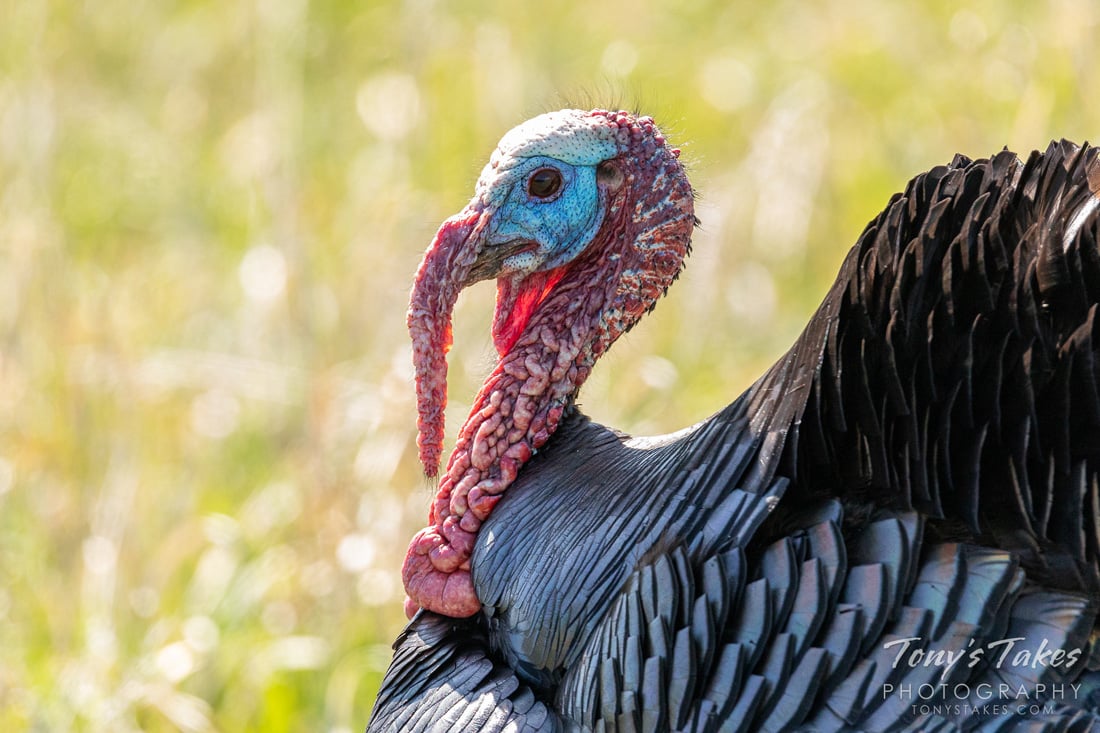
<box><xmin>403</xmin><ymin>109</ymin><xmax>696</xmax><ymax>617</ymax></box>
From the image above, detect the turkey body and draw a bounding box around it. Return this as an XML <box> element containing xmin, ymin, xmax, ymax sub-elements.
<box><xmin>369</xmin><ymin>138</ymin><xmax>1100</xmax><ymax>731</ymax></box>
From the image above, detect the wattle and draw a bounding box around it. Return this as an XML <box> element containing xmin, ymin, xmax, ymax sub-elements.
<box><xmin>493</xmin><ymin>267</ymin><xmax>570</xmax><ymax>355</ymax></box>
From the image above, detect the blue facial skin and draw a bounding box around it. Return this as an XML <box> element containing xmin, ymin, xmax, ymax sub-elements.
<box><xmin>481</xmin><ymin>155</ymin><xmax>605</xmax><ymax>276</ymax></box>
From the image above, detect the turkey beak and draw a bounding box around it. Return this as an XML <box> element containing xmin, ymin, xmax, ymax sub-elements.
<box><xmin>465</xmin><ymin>238</ymin><xmax>536</xmax><ymax>283</ymax></box>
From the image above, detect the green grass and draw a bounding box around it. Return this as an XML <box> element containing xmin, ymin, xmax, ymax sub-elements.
<box><xmin>1</xmin><ymin>0</ymin><xmax>1097</xmax><ymax>729</ymax></box>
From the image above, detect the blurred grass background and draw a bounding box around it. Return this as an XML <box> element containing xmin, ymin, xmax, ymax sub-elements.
<box><xmin>1</xmin><ymin>0</ymin><xmax>1097</xmax><ymax>730</ymax></box>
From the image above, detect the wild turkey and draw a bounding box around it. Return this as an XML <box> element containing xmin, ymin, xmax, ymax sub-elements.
<box><xmin>367</xmin><ymin>109</ymin><xmax>1100</xmax><ymax>732</ymax></box>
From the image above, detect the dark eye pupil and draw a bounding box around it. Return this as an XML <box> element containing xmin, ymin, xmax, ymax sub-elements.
<box><xmin>528</xmin><ymin>168</ymin><xmax>562</xmax><ymax>198</ymax></box>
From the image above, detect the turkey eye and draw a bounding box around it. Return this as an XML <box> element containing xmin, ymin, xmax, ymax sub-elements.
<box><xmin>527</xmin><ymin>168</ymin><xmax>563</xmax><ymax>199</ymax></box>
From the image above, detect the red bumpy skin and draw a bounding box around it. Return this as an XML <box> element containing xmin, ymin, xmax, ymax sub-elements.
<box><xmin>402</xmin><ymin>110</ymin><xmax>696</xmax><ymax>618</ymax></box>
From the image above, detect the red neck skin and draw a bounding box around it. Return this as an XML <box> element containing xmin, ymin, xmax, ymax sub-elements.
<box><xmin>403</xmin><ymin>112</ymin><xmax>695</xmax><ymax>618</ymax></box>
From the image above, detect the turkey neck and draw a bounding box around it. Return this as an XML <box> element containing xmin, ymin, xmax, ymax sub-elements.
<box><xmin>401</xmin><ymin>214</ymin><xmax>628</xmax><ymax>619</ymax></box>
<box><xmin>430</xmin><ymin>252</ymin><xmax>616</xmax><ymax>532</ymax></box>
